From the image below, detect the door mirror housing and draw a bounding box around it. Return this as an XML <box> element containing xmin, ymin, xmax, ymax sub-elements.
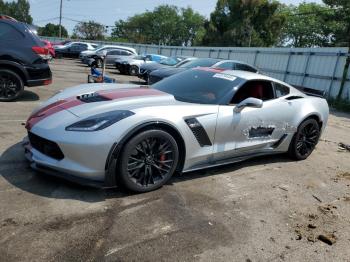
<box><xmin>234</xmin><ymin>97</ymin><xmax>263</xmax><ymax>112</ymax></box>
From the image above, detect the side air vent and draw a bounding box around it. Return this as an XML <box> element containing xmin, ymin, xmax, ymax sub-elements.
<box><xmin>185</xmin><ymin>118</ymin><xmax>212</xmax><ymax>147</ymax></box>
<box><xmin>77</xmin><ymin>93</ymin><xmax>111</xmax><ymax>103</ymax></box>
<box><xmin>285</xmin><ymin>96</ymin><xmax>304</xmax><ymax>100</ymax></box>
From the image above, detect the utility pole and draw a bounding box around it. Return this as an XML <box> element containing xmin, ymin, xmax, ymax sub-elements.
<box><xmin>59</xmin><ymin>0</ymin><xmax>63</xmax><ymax>38</ymax></box>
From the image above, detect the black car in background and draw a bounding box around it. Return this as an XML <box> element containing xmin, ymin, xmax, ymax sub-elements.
<box><xmin>138</xmin><ymin>56</ymin><xmax>195</xmax><ymax>83</ymax></box>
<box><xmin>55</xmin><ymin>42</ymin><xmax>98</xmax><ymax>58</ymax></box>
<box><xmin>0</xmin><ymin>16</ymin><xmax>52</xmax><ymax>101</ymax></box>
<box><xmin>148</xmin><ymin>58</ymin><xmax>258</xmax><ymax>84</ymax></box>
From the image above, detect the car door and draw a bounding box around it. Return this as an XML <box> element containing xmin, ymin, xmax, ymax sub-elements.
<box><xmin>213</xmin><ymin>80</ymin><xmax>295</xmax><ymax>161</ymax></box>
<box><xmin>106</xmin><ymin>50</ymin><xmax>120</xmax><ymax>64</ymax></box>
<box><xmin>68</xmin><ymin>43</ymin><xmax>79</xmax><ymax>54</ymax></box>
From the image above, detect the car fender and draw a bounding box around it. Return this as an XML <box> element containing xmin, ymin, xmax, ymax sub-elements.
<box><xmin>291</xmin><ymin>97</ymin><xmax>329</xmax><ymax>132</ymax></box>
<box><xmin>0</xmin><ymin>59</ymin><xmax>29</xmax><ymax>82</ymax></box>
<box><xmin>104</xmin><ymin>119</ymin><xmax>186</xmax><ymax>187</ymax></box>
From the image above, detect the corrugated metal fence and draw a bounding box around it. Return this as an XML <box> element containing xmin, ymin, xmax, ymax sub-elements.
<box><xmin>44</xmin><ymin>37</ymin><xmax>350</xmax><ymax>101</ymax></box>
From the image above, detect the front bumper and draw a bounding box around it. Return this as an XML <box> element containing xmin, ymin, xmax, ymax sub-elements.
<box><xmin>148</xmin><ymin>74</ymin><xmax>163</xmax><ymax>85</ymax></box>
<box><xmin>22</xmin><ymin>133</ymin><xmax>116</xmax><ymax>188</ymax></box>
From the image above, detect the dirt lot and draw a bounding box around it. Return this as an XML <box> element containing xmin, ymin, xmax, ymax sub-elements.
<box><xmin>1</xmin><ymin>58</ymin><xmax>350</xmax><ymax>262</ymax></box>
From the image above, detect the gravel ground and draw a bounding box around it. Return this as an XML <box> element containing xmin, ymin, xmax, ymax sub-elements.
<box><xmin>0</xmin><ymin>58</ymin><xmax>350</xmax><ymax>262</ymax></box>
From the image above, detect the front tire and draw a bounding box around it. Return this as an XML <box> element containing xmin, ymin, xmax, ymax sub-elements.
<box><xmin>0</xmin><ymin>69</ymin><xmax>24</xmax><ymax>102</ymax></box>
<box><xmin>129</xmin><ymin>65</ymin><xmax>139</xmax><ymax>76</ymax></box>
<box><xmin>288</xmin><ymin>118</ymin><xmax>320</xmax><ymax>160</ymax></box>
<box><xmin>117</xmin><ymin>129</ymin><xmax>179</xmax><ymax>192</ymax></box>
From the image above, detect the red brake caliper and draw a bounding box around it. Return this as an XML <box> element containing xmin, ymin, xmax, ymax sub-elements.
<box><xmin>159</xmin><ymin>154</ymin><xmax>166</xmax><ymax>168</ymax></box>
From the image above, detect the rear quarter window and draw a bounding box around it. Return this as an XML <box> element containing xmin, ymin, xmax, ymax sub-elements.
<box><xmin>0</xmin><ymin>22</ymin><xmax>24</xmax><ymax>41</ymax></box>
<box><xmin>274</xmin><ymin>82</ymin><xmax>290</xmax><ymax>97</ymax></box>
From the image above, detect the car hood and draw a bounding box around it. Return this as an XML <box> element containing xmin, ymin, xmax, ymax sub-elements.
<box><xmin>151</xmin><ymin>67</ymin><xmax>187</xmax><ymax>78</ymax></box>
<box><xmin>26</xmin><ymin>84</ymin><xmax>180</xmax><ymax>130</ymax></box>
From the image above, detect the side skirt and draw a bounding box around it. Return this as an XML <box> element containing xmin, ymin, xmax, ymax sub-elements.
<box><xmin>182</xmin><ymin>151</ymin><xmax>285</xmax><ymax>173</ymax></box>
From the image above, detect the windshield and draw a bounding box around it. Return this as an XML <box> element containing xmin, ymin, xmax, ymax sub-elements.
<box><xmin>91</xmin><ymin>44</ymin><xmax>99</xmax><ymax>49</ymax></box>
<box><xmin>152</xmin><ymin>69</ymin><xmax>241</xmax><ymax>104</ymax></box>
<box><xmin>175</xmin><ymin>59</ymin><xmax>193</xmax><ymax>68</ymax></box>
<box><xmin>160</xmin><ymin>57</ymin><xmax>178</xmax><ymax>66</ymax></box>
<box><xmin>178</xmin><ymin>58</ymin><xmax>220</xmax><ymax>69</ymax></box>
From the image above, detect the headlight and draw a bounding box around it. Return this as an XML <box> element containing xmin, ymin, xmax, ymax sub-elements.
<box><xmin>66</xmin><ymin>110</ymin><xmax>134</xmax><ymax>132</ymax></box>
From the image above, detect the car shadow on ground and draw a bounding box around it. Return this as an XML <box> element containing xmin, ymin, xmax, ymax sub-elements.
<box><xmin>16</xmin><ymin>90</ymin><xmax>40</xmax><ymax>102</ymax></box>
<box><xmin>0</xmin><ymin>141</ymin><xmax>293</xmax><ymax>203</ymax></box>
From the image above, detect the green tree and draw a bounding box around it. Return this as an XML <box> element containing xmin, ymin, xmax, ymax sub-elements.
<box><xmin>73</xmin><ymin>20</ymin><xmax>106</xmax><ymax>40</ymax></box>
<box><xmin>180</xmin><ymin>7</ymin><xmax>206</xmax><ymax>46</ymax></box>
<box><xmin>111</xmin><ymin>5</ymin><xmax>205</xmax><ymax>46</ymax></box>
<box><xmin>322</xmin><ymin>0</ymin><xmax>350</xmax><ymax>100</ymax></box>
<box><xmin>279</xmin><ymin>3</ymin><xmax>337</xmax><ymax>47</ymax></box>
<box><xmin>38</xmin><ymin>23</ymin><xmax>68</xmax><ymax>37</ymax></box>
<box><xmin>0</xmin><ymin>0</ymin><xmax>32</xmax><ymax>24</ymax></box>
<box><xmin>202</xmin><ymin>0</ymin><xmax>285</xmax><ymax>47</ymax></box>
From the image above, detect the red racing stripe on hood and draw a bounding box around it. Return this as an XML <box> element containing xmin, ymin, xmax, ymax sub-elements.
<box><xmin>25</xmin><ymin>88</ymin><xmax>167</xmax><ymax>130</ymax></box>
<box><xmin>25</xmin><ymin>98</ymin><xmax>83</xmax><ymax>131</ymax></box>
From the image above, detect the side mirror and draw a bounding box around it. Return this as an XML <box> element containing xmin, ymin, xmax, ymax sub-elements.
<box><xmin>234</xmin><ymin>97</ymin><xmax>263</xmax><ymax>113</ymax></box>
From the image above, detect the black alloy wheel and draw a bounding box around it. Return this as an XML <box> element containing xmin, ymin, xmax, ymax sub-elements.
<box><xmin>129</xmin><ymin>65</ymin><xmax>139</xmax><ymax>76</ymax></box>
<box><xmin>289</xmin><ymin>118</ymin><xmax>320</xmax><ymax>160</ymax></box>
<box><xmin>118</xmin><ymin>129</ymin><xmax>179</xmax><ymax>192</ymax></box>
<box><xmin>0</xmin><ymin>69</ymin><xmax>24</xmax><ymax>102</ymax></box>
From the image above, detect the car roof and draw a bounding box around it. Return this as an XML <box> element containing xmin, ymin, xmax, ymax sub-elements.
<box><xmin>99</xmin><ymin>45</ymin><xmax>137</xmax><ymax>53</ymax></box>
<box><xmin>195</xmin><ymin>67</ymin><xmax>294</xmax><ymax>88</ymax></box>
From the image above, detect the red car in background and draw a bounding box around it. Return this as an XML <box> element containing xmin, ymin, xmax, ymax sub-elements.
<box><xmin>42</xmin><ymin>40</ymin><xmax>55</xmax><ymax>58</ymax></box>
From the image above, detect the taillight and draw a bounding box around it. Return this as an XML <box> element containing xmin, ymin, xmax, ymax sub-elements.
<box><xmin>32</xmin><ymin>46</ymin><xmax>51</xmax><ymax>60</ymax></box>
<box><xmin>43</xmin><ymin>79</ymin><xmax>52</xmax><ymax>85</ymax></box>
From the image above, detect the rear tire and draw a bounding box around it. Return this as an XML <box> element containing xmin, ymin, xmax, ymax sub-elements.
<box><xmin>288</xmin><ymin>118</ymin><xmax>320</xmax><ymax>160</ymax></box>
<box><xmin>117</xmin><ymin>129</ymin><xmax>179</xmax><ymax>192</ymax></box>
<box><xmin>0</xmin><ymin>69</ymin><xmax>24</xmax><ymax>102</ymax></box>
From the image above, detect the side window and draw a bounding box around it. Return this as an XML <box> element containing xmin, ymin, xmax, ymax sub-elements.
<box><xmin>274</xmin><ymin>82</ymin><xmax>290</xmax><ymax>97</ymax></box>
<box><xmin>80</xmin><ymin>44</ymin><xmax>88</xmax><ymax>51</ymax></box>
<box><xmin>0</xmin><ymin>22</ymin><xmax>24</xmax><ymax>40</ymax></box>
<box><xmin>121</xmin><ymin>50</ymin><xmax>131</xmax><ymax>56</ymax></box>
<box><xmin>108</xmin><ymin>50</ymin><xmax>120</xmax><ymax>55</ymax></box>
<box><xmin>217</xmin><ymin>62</ymin><xmax>234</xmax><ymax>70</ymax></box>
<box><xmin>231</xmin><ymin>80</ymin><xmax>275</xmax><ymax>104</ymax></box>
<box><xmin>145</xmin><ymin>55</ymin><xmax>151</xmax><ymax>61</ymax></box>
<box><xmin>235</xmin><ymin>63</ymin><xmax>257</xmax><ymax>73</ymax></box>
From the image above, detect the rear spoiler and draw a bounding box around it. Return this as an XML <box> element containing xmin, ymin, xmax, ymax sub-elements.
<box><xmin>293</xmin><ymin>85</ymin><xmax>325</xmax><ymax>98</ymax></box>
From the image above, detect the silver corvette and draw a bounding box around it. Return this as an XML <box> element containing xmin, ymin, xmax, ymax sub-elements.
<box><xmin>23</xmin><ymin>68</ymin><xmax>329</xmax><ymax>192</ymax></box>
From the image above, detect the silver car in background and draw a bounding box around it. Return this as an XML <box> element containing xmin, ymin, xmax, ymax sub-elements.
<box><xmin>80</xmin><ymin>45</ymin><xmax>137</xmax><ymax>64</ymax></box>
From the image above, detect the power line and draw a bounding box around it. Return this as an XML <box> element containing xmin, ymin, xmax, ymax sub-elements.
<box><xmin>59</xmin><ymin>0</ymin><xmax>63</xmax><ymax>38</ymax></box>
<box><xmin>34</xmin><ymin>17</ymin><xmax>60</xmax><ymax>23</ymax></box>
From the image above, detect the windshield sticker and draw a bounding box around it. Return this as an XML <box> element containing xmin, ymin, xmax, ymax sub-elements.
<box><xmin>213</xmin><ymin>73</ymin><xmax>237</xmax><ymax>81</ymax></box>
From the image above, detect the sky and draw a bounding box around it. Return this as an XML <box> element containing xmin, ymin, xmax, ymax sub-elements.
<box><xmin>27</xmin><ymin>0</ymin><xmax>324</xmax><ymax>34</ymax></box>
